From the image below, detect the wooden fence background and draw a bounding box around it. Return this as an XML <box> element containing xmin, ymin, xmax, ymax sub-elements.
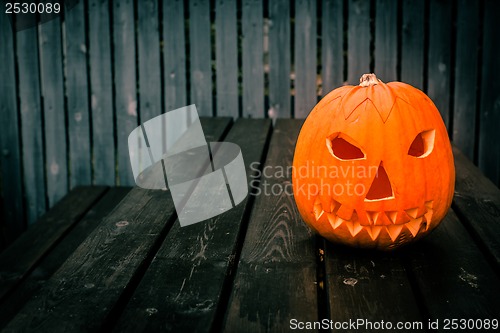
<box><xmin>0</xmin><ymin>0</ymin><xmax>499</xmax><ymax>247</ymax></box>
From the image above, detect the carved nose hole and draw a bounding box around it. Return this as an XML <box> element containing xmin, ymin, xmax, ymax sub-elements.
<box><xmin>365</xmin><ymin>163</ymin><xmax>394</xmax><ymax>201</ymax></box>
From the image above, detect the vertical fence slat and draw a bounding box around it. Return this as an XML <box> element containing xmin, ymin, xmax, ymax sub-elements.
<box><xmin>294</xmin><ymin>0</ymin><xmax>317</xmax><ymax>118</ymax></box>
<box><xmin>189</xmin><ymin>0</ymin><xmax>213</xmax><ymax>116</ymax></box>
<box><xmin>163</xmin><ymin>0</ymin><xmax>187</xmax><ymax>112</ymax></box>
<box><xmin>427</xmin><ymin>0</ymin><xmax>452</xmax><ymax>129</ymax></box>
<box><xmin>138</xmin><ymin>0</ymin><xmax>161</xmax><ymax>122</ymax></box>
<box><xmin>0</xmin><ymin>15</ymin><xmax>25</xmax><ymax>240</ymax></box>
<box><xmin>38</xmin><ymin>18</ymin><xmax>68</xmax><ymax>206</ymax></box>
<box><xmin>65</xmin><ymin>0</ymin><xmax>91</xmax><ymax>188</ymax></box>
<box><xmin>401</xmin><ymin>0</ymin><xmax>424</xmax><ymax>89</ymax></box>
<box><xmin>89</xmin><ymin>0</ymin><xmax>115</xmax><ymax>185</ymax></box>
<box><xmin>478</xmin><ymin>0</ymin><xmax>500</xmax><ymax>185</ymax></box>
<box><xmin>215</xmin><ymin>0</ymin><xmax>238</xmax><ymax>117</ymax></box>
<box><xmin>374</xmin><ymin>0</ymin><xmax>397</xmax><ymax>82</ymax></box>
<box><xmin>242</xmin><ymin>0</ymin><xmax>264</xmax><ymax>117</ymax></box>
<box><xmin>321</xmin><ymin>0</ymin><xmax>344</xmax><ymax>95</ymax></box>
<box><xmin>347</xmin><ymin>0</ymin><xmax>371</xmax><ymax>84</ymax></box>
<box><xmin>17</xmin><ymin>27</ymin><xmax>46</xmax><ymax>226</ymax></box>
<box><xmin>452</xmin><ymin>0</ymin><xmax>479</xmax><ymax>161</ymax></box>
<box><xmin>114</xmin><ymin>0</ymin><xmax>137</xmax><ymax>186</ymax></box>
<box><xmin>268</xmin><ymin>0</ymin><xmax>291</xmax><ymax>118</ymax></box>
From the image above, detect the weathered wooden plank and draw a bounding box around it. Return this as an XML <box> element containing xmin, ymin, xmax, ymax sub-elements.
<box><xmin>374</xmin><ymin>0</ymin><xmax>397</xmax><ymax>82</ymax></box>
<box><xmin>114</xmin><ymin>0</ymin><xmax>138</xmax><ymax>186</ymax></box>
<box><xmin>89</xmin><ymin>0</ymin><xmax>115</xmax><ymax>185</ymax></box>
<box><xmin>215</xmin><ymin>0</ymin><xmax>238</xmax><ymax>118</ymax></box>
<box><xmin>294</xmin><ymin>0</ymin><xmax>317</xmax><ymax>118</ymax></box>
<box><xmin>38</xmin><ymin>17</ymin><xmax>68</xmax><ymax>206</ymax></box>
<box><xmin>138</xmin><ymin>0</ymin><xmax>162</xmax><ymax>122</ymax></box>
<box><xmin>427</xmin><ymin>0</ymin><xmax>452</xmax><ymax>128</ymax></box>
<box><xmin>268</xmin><ymin>0</ymin><xmax>291</xmax><ymax>119</ymax></box>
<box><xmin>0</xmin><ymin>12</ymin><xmax>24</xmax><ymax>241</ymax></box>
<box><xmin>112</xmin><ymin>119</ymin><xmax>272</xmax><ymax>332</ymax></box>
<box><xmin>452</xmin><ymin>0</ymin><xmax>479</xmax><ymax>161</ymax></box>
<box><xmin>189</xmin><ymin>0</ymin><xmax>213</xmax><ymax>116</ymax></box>
<box><xmin>404</xmin><ymin>209</ymin><xmax>500</xmax><ymax>319</ymax></box>
<box><xmin>401</xmin><ymin>0</ymin><xmax>424</xmax><ymax>89</ymax></box>
<box><xmin>65</xmin><ymin>0</ymin><xmax>91</xmax><ymax>188</ymax></box>
<box><xmin>347</xmin><ymin>0</ymin><xmax>371</xmax><ymax>84</ymax></box>
<box><xmin>478</xmin><ymin>0</ymin><xmax>500</xmax><ymax>185</ymax></box>
<box><xmin>321</xmin><ymin>0</ymin><xmax>344</xmax><ymax>95</ymax></box>
<box><xmin>163</xmin><ymin>0</ymin><xmax>187</xmax><ymax>112</ymax></box>
<box><xmin>16</xmin><ymin>27</ymin><xmax>46</xmax><ymax>227</ymax></box>
<box><xmin>224</xmin><ymin>120</ymin><xmax>319</xmax><ymax>332</ymax></box>
<box><xmin>1</xmin><ymin>119</ymin><xmax>231</xmax><ymax>332</ymax></box>
<box><xmin>0</xmin><ymin>187</ymin><xmax>130</xmax><ymax>330</ymax></box>
<box><xmin>0</xmin><ymin>186</ymin><xmax>108</xmax><ymax>301</ymax></box>
<box><xmin>242</xmin><ymin>0</ymin><xmax>264</xmax><ymax>117</ymax></box>
<box><xmin>452</xmin><ymin>146</ymin><xmax>500</xmax><ymax>270</ymax></box>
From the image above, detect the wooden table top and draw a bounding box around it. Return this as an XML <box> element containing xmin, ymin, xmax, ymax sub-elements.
<box><xmin>0</xmin><ymin>118</ymin><xmax>499</xmax><ymax>332</ymax></box>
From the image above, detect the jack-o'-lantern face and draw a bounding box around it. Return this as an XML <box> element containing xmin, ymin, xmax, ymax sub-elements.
<box><xmin>292</xmin><ymin>74</ymin><xmax>455</xmax><ymax>250</ymax></box>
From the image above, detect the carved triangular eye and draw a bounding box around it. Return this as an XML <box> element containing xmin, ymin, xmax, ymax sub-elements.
<box><xmin>408</xmin><ymin>129</ymin><xmax>435</xmax><ymax>158</ymax></box>
<box><xmin>326</xmin><ymin>134</ymin><xmax>365</xmax><ymax>160</ymax></box>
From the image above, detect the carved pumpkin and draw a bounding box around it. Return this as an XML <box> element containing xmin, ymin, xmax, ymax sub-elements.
<box><xmin>292</xmin><ymin>73</ymin><xmax>455</xmax><ymax>250</ymax></box>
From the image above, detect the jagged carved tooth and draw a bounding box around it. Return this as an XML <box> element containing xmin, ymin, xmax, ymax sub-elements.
<box><xmin>404</xmin><ymin>207</ymin><xmax>419</xmax><ymax>219</ymax></box>
<box><xmin>366</xmin><ymin>226</ymin><xmax>383</xmax><ymax>241</ymax></box>
<box><xmin>406</xmin><ymin>217</ymin><xmax>423</xmax><ymax>237</ymax></box>
<box><xmin>331</xmin><ymin>199</ymin><xmax>341</xmax><ymax>213</ymax></box>
<box><xmin>422</xmin><ymin>214</ymin><xmax>431</xmax><ymax>231</ymax></box>
<box><xmin>314</xmin><ymin>209</ymin><xmax>325</xmax><ymax>221</ymax></box>
<box><xmin>337</xmin><ymin>205</ymin><xmax>354</xmax><ymax>221</ymax></box>
<box><xmin>424</xmin><ymin>210</ymin><xmax>433</xmax><ymax>225</ymax></box>
<box><xmin>425</xmin><ymin>200</ymin><xmax>434</xmax><ymax>210</ymax></box>
<box><xmin>386</xmin><ymin>211</ymin><xmax>398</xmax><ymax>224</ymax></box>
<box><xmin>386</xmin><ymin>224</ymin><xmax>404</xmax><ymax>242</ymax></box>
<box><xmin>345</xmin><ymin>221</ymin><xmax>363</xmax><ymax>237</ymax></box>
<box><xmin>327</xmin><ymin>215</ymin><xmax>344</xmax><ymax>230</ymax></box>
<box><xmin>366</xmin><ymin>211</ymin><xmax>380</xmax><ymax>225</ymax></box>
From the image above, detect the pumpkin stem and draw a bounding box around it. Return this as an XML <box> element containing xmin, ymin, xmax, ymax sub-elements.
<box><xmin>359</xmin><ymin>73</ymin><xmax>381</xmax><ymax>87</ymax></box>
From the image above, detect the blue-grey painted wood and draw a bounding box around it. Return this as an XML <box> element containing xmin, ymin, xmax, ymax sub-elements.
<box><xmin>215</xmin><ymin>0</ymin><xmax>238</xmax><ymax>118</ymax></box>
<box><xmin>294</xmin><ymin>0</ymin><xmax>317</xmax><ymax>119</ymax></box>
<box><xmin>189</xmin><ymin>0</ymin><xmax>213</xmax><ymax>116</ymax></box>
<box><xmin>38</xmin><ymin>17</ymin><xmax>68</xmax><ymax>207</ymax></box>
<box><xmin>478</xmin><ymin>0</ymin><xmax>500</xmax><ymax>186</ymax></box>
<box><xmin>242</xmin><ymin>0</ymin><xmax>264</xmax><ymax>117</ymax></box>
<box><xmin>375</xmin><ymin>0</ymin><xmax>397</xmax><ymax>82</ymax></box>
<box><xmin>16</xmin><ymin>27</ymin><xmax>46</xmax><ymax>227</ymax></box>
<box><xmin>114</xmin><ymin>0</ymin><xmax>138</xmax><ymax>186</ymax></box>
<box><xmin>64</xmin><ymin>0</ymin><xmax>91</xmax><ymax>188</ymax></box>
<box><xmin>137</xmin><ymin>0</ymin><xmax>162</xmax><ymax>122</ymax></box>
<box><xmin>321</xmin><ymin>0</ymin><xmax>344</xmax><ymax>95</ymax></box>
<box><xmin>427</xmin><ymin>0</ymin><xmax>452</xmax><ymax>129</ymax></box>
<box><xmin>347</xmin><ymin>0</ymin><xmax>371</xmax><ymax>85</ymax></box>
<box><xmin>452</xmin><ymin>0</ymin><xmax>479</xmax><ymax>161</ymax></box>
<box><xmin>401</xmin><ymin>0</ymin><xmax>424</xmax><ymax>90</ymax></box>
<box><xmin>163</xmin><ymin>0</ymin><xmax>187</xmax><ymax>112</ymax></box>
<box><xmin>0</xmin><ymin>13</ymin><xmax>25</xmax><ymax>239</ymax></box>
<box><xmin>268</xmin><ymin>0</ymin><xmax>291</xmax><ymax>119</ymax></box>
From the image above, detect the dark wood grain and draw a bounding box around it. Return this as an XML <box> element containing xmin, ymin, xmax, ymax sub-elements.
<box><xmin>478</xmin><ymin>0</ymin><xmax>500</xmax><ymax>186</ymax></box>
<box><xmin>242</xmin><ymin>0</ymin><xmax>265</xmax><ymax>117</ymax></box>
<box><xmin>112</xmin><ymin>119</ymin><xmax>271</xmax><ymax>332</ymax></box>
<box><xmin>224</xmin><ymin>120</ymin><xmax>319</xmax><ymax>332</ymax></box>
<box><xmin>0</xmin><ymin>11</ymin><xmax>24</xmax><ymax>242</ymax></box>
<box><xmin>65</xmin><ymin>0</ymin><xmax>92</xmax><ymax>188</ymax></box>
<box><xmin>0</xmin><ymin>186</ymin><xmax>108</xmax><ymax>301</ymax></box>
<box><xmin>427</xmin><ymin>0</ymin><xmax>452</xmax><ymax>128</ymax></box>
<box><xmin>16</xmin><ymin>26</ymin><xmax>46</xmax><ymax>227</ymax></box>
<box><xmin>347</xmin><ymin>0</ymin><xmax>371</xmax><ymax>84</ymax></box>
<box><xmin>189</xmin><ymin>0</ymin><xmax>213</xmax><ymax>116</ymax></box>
<box><xmin>321</xmin><ymin>0</ymin><xmax>344</xmax><ymax>95</ymax></box>
<box><xmin>89</xmin><ymin>0</ymin><xmax>115</xmax><ymax>185</ymax></box>
<box><xmin>38</xmin><ymin>17</ymin><xmax>68</xmax><ymax>206</ymax></box>
<box><xmin>114</xmin><ymin>0</ymin><xmax>138</xmax><ymax>186</ymax></box>
<box><xmin>268</xmin><ymin>0</ymin><xmax>291</xmax><ymax>118</ymax></box>
<box><xmin>215</xmin><ymin>0</ymin><xmax>238</xmax><ymax>118</ymax></box>
<box><xmin>401</xmin><ymin>0</ymin><xmax>424</xmax><ymax>90</ymax></box>
<box><xmin>0</xmin><ymin>187</ymin><xmax>130</xmax><ymax>330</ymax></box>
<box><xmin>374</xmin><ymin>0</ymin><xmax>397</xmax><ymax>82</ymax></box>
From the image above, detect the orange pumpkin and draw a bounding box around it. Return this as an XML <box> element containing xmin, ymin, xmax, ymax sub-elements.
<box><xmin>292</xmin><ymin>73</ymin><xmax>455</xmax><ymax>250</ymax></box>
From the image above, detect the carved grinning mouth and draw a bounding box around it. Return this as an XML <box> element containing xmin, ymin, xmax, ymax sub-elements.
<box><xmin>312</xmin><ymin>197</ymin><xmax>434</xmax><ymax>242</ymax></box>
